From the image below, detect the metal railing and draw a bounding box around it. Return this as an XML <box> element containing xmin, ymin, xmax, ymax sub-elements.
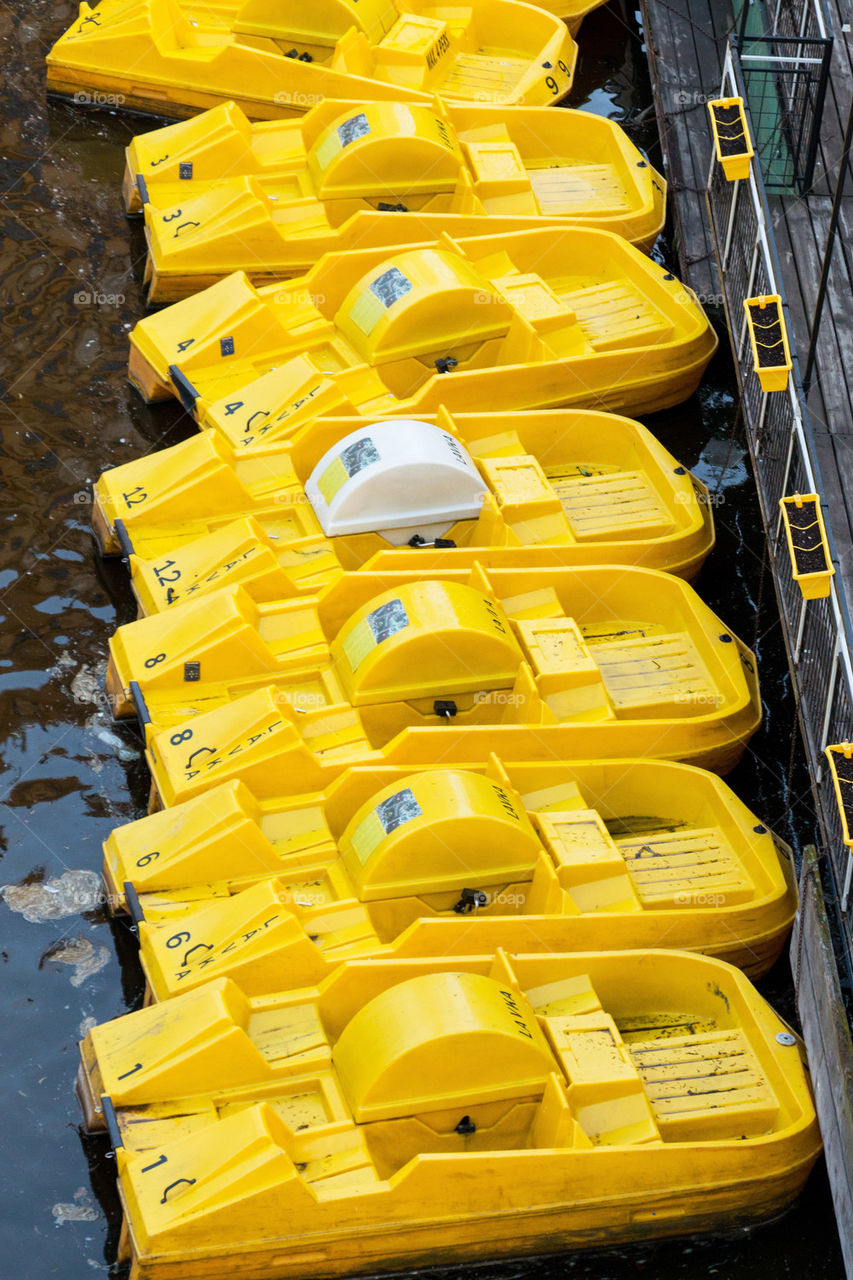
<box><xmin>735</xmin><ymin>0</ymin><xmax>833</xmax><ymax>192</ymax></box>
<box><xmin>707</xmin><ymin>41</ymin><xmax>853</xmax><ymax>916</ymax></box>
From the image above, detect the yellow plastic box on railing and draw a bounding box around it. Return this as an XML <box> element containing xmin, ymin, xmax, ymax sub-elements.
<box><xmin>707</xmin><ymin>96</ymin><xmax>754</xmax><ymax>182</ymax></box>
<box><xmin>779</xmin><ymin>493</ymin><xmax>835</xmax><ymax>600</ymax></box>
<box><xmin>744</xmin><ymin>295</ymin><xmax>793</xmax><ymax>392</ymax></box>
<box><xmin>824</xmin><ymin>743</ymin><xmax>853</xmax><ymax>846</ymax></box>
<box><xmin>76</xmin><ymin>952</ymin><xmax>820</xmax><ymax>1280</ymax></box>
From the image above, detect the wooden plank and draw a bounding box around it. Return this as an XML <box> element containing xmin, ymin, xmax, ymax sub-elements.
<box><xmin>639</xmin><ymin>0</ymin><xmax>722</xmax><ymax>297</ymax></box>
<box><xmin>792</xmin><ymin>847</ymin><xmax>853</xmax><ymax>1279</ymax></box>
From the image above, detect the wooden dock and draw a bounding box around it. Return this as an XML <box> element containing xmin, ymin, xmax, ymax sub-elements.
<box><xmin>639</xmin><ymin>0</ymin><xmax>730</xmax><ymax>300</ymax></box>
<box><xmin>639</xmin><ymin>0</ymin><xmax>853</xmax><ymax>1271</ymax></box>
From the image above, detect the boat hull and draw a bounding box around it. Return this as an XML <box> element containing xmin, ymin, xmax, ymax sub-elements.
<box><xmin>114</xmin><ymin>1166</ymin><xmax>820</xmax><ymax>1280</ymax></box>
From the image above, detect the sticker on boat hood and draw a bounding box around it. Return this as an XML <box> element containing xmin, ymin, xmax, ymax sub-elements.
<box><xmin>342</xmin><ymin>597</ymin><xmax>410</xmax><ymax>671</ymax></box>
<box><xmin>347</xmin><ymin>266</ymin><xmax>413</xmax><ymax>335</ymax></box>
<box><xmin>316</xmin><ymin>435</ymin><xmax>380</xmax><ymax>504</ymax></box>
<box><xmin>350</xmin><ymin>786</ymin><xmax>423</xmax><ymax>864</ymax></box>
<box><xmin>315</xmin><ymin>111</ymin><xmax>371</xmax><ymax>170</ymax></box>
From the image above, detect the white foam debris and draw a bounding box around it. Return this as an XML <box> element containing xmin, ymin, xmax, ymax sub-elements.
<box><xmin>41</xmin><ymin>936</ymin><xmax>111</xmax><ymax>987</ymax></box>
<box><xmin>52</xmin><ymin>1189</ymin><xmax>99</xmax><ymax>1225</ymax></box>
<box><xmin>2</xmin><ymin>869</ymin><xmax>103</xmax><ymax>922</ymax></box>
<box><xmin>70</xmin><ymin>662</ymin><xmax>107</xmax><ymax>705</ymax></box>
<box><xmin>94</xmin><ymin>728</ymin><xmax>138</xmax><ymax>762</ymax></box>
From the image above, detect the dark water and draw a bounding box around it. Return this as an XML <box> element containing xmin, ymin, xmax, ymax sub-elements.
<box><xmin>0</xmin><ymin>1</ymin><xmax>845</xmax><ymax>1276</ymax></box>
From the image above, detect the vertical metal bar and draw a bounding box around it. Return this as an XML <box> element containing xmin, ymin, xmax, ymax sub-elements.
<box><xmin>821</xmin><ymin>641</ymin><xmax>841</xmax><ymax>745</ymax></box>
<box><xmin>756</xmin><ymin>386</ymin><xmax>770</xmax><ymax>450</ymax></box>
<box><xmin>794</xmin><ymin>595</ymin><xmax>808</xmax><ymax>661</ymax></box>
<box><xmin>775</xmin><ymin>423</ymin><xmax>798</xmax><ymax>536</ymax></box>
<box><xmin>737</xmin><ymin>0</ymin><xmax>751</xmax><ymax>51</ymax></box>
<box><xmin>801</xmin><ymin>35</ymin><xmax>833</xmax><ymax>192</ymax></box>
<box><xmin>842</xmin><ymin>848</ymin><xmax>853</xmax><ymax>912</ymax></box>
<box><xmin>723</xmin><ymin>178</ymin><xmax>741</xmax><ymax>269</ymax></box>
<box><xmin>804</xmin><ymin>89</ymin><xmax>853</xmax><ymax>391</ymax></box>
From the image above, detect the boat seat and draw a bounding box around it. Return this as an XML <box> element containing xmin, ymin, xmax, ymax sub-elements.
<box><xmin>562</xmin><ymin>281</ymin><xmax>674</xmax><ymax>351</ymax></box>
<box><xmin>493</xmin><ymin>273</ymin><xmax>572</xmax><ymax>325</ymax></box>
<box><xmin>379</xmin><ymin>13</ymin><xmax>446</xmax><ymax>55</ymax></box>
<box><xmin>465</xmin><ymin>139</ymin><xmax>532</xmax><ymax>196</ymax></box>
<box><xmin>500</xmin><ymin>586</ymin><xmax>564</xmax><ymax>620</ymax></box>
<box><xmin>301</xmin><ymin>705</ymin><xmax>370</xmax><ymax>756</ymax></box>
<box><xmin>518</xmin><ymin>780</ymin><xmax>588</xmax><ymax>815</ymax></box>
<box><xmin>308</xmin><ymin>903</ymin><xmax>383</xmax><ymax>960</ymax></box>
<box><xmin>629</xmin><ymin>1029</ymin><xmax>780</xmax><ymax>1140</ymax></box>
<box><xmin>515</xmin><ymin>618</ymin><xmax>601</xmax><ymax>689</ymax></box>
<box><xmin>525</xmin><ymin>973</ymin><xmax>603</xmax><ymax>1018</ymax></box>
<box><xmin>248</xmin><ymin>1003</ymin><xmax>331</xmax><ymax>1070</ymax></box>
<box><xmin>479</xmin><ymin>454</ymin><xmax>565</xmax><ymax>516</ymax></box>
<box><xmin>529</xmin><ymin>165</ymin><xmax>632</xmax><ymax>217</ymax></box>
<box><xmin>534</xmin><ymin>813</ymin><xmax>641</xmax><ymax>913</ymax></box>
<box><xmin>618</xmin><ymin>827</ymin><xmax>753</xmax><ymax>908</ymax></box>
<box><xmin>290</xmin><ymin>1126</ymin><xmax>375</xmax><ymax>1184</ymax></box>
<box><xmin>223</xmin><ymin>1074</ymin><xmax>351</xmax><ymax>1133</ymax></box>
<box><xmin>542</xmin><ymin>1012</ymin><xmax>662</xmax><ymax>1146</ymax></box>
<box><xmin>585</xmin><ymin>631</ymin><xmax>720</xmax><ymax>717</ymax></box>
<box><xmin>547</xmin><ymin>467</ymin><xmax>675</xmax><ymax>541</ymax></box>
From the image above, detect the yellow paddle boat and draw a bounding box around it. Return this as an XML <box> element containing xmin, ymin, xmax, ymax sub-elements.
<box><xmin>76</xmin><ymin>953</ymin><xmax>820</xmax><ymax>1279</ymax></box>
<box><xmin>128</xmin><ymin>231</ymin><xmax>717</xmax><ymax>427</ymax></box>
<box><xmin>103</xmin><ymin>757</ymin><xmax>796</xmax><ymax>985</ymax></box>
<box><xmin>104</xmin><ymin>564</ymin><xmax>761</xmax><ymax>795</ymax></box>
<box><xmin>125</xmin><ymin>100</ymin><xmax>665</xmax><ymax>302</ymax></box>
<box><xmin>93</xmin><ymin>410</ymin><xmax>714</xmax><ymax>612</ymax></box>
<box><xmin>47</xmin><ymin>0</ymin><xmax>577</xmax><ymax>120</ymax></box>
